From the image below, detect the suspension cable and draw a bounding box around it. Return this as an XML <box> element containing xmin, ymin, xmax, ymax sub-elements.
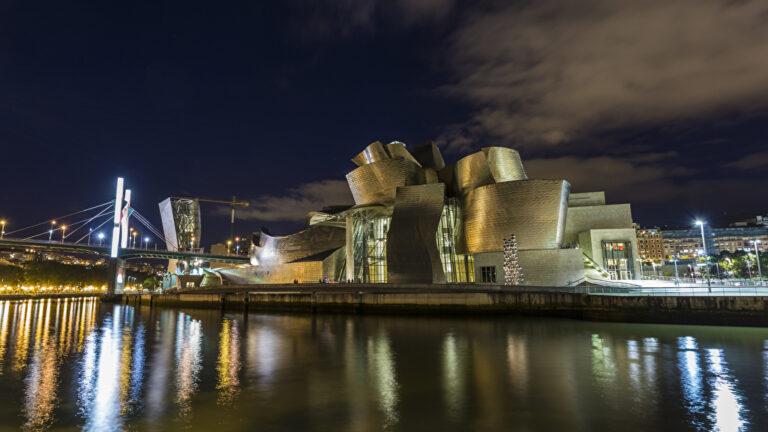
<box><xmin>73</xmin><ymin>215</ymin><xmax>113</xmax><ymax>244</ymax></box>
<box><xmin>4</xmin><ymin>201</ymin><xmax>112</xmax><ymax>236</ymax></box>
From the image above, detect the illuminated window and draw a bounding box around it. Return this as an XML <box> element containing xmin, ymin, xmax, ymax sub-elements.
<box><xmin>480</xmin><ymin>266</ymin><xmax>496</xmax><ymax>283</ymax></box>
<box><xmin>435</xmin><ymin>198</ymin><xmax>475</xmax><ymax>282</ymax></box>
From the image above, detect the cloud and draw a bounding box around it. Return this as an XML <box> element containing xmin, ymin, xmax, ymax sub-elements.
<box><xmin>525</xmin><ymin>154</ymin><xmax>692</xmax><ymax>196</ymax></box>
<box><xmin>289</xmin><ymin>0</ymin><xmax>455</xmax><ymax>40</ymax></box>
<box><xmin>236</xmin><ymin>180</ymin><xmax>353</xmax><ymax>222</ymax></box>
<box><xmin>726</xmin><ymin>152</ymin><xmax>768</xmax><ymax>170</ymax></box>
<box><xmin>439</xmin><ymin>0</ymin><xmax>768</xmax><ymax>151</ymax></box>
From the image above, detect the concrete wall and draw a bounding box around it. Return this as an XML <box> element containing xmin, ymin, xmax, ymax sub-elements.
<box><xmin>473</xmin><ymin>249</ymin><xmax>585</xmax><ymax>286</ymax></box>
<box><xmin>568</xmin><ymin>192</ymin><xmax>605</xmax><ymax>207</ymax></box>
<box><xmin>564</xmin><ymin>203</ymin><xmax>633</xmax><ymax>245</ymax></box>
<box><xmin>118</xmin><ymin>289</ymin><xmax>768</xmax><ymax>326</ymax></box>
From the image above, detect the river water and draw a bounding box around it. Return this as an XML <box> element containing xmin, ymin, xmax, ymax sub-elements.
<box><xmin>0</xmin><ymin>298</ymin><xmax>766</xmax><ymax>431</ymax></box>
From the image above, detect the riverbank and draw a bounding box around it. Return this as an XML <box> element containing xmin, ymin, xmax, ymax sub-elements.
<box><xmin>108</xmin><ymin>284</ymin><xmax>768</xmax><ymax>327</ymax></box>
<box><xmin>0</xmin><ymin>292</ymin><xmax>103</xmax><ymax>300</ymax></box>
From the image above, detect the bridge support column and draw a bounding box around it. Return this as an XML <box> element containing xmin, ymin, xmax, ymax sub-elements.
<box><xmin>108</xmin><ymin>258</ymin><xmax>127</xmax><ymax>294</ymax></box>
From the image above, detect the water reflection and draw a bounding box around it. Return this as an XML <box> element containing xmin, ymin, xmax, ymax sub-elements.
<box><xmin>367</xmin><ymin>331</ymin><xmax>399</xmax><ymax>428</ymax></box>
<box><xmin>707</xmin><ymin>349</ymin><xmax>746</xmax><ymax>431</ymax></box>
<box><xmin>175</xmin><ymin>313</ymin><xmax>202</xmax><ymax>418</ymax></box>
<box><xmin>0</xmin><ymin>300</ymin><xmax>767</xmax><ymax>430</ymax></box>
<box><xmin>217</xmin><ymin>318</ymin><xmax>241</xmax><ymax>406</ymax></box>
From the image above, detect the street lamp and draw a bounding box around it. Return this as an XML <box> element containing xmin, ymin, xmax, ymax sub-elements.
<box><xmin>752</xmin><ymin>240</ymin><xmax>763</xmax><ymax>286</ymax></box>
<box><xmin>235</xmin><ymin>237</ymin><xmax>241</xmax><ymax>255</ymax></box>
<box><xmin>144</xmin><ymin>236</ymin><xmax>149</xmax><ymax>249</ymax></box>
<box><xmin>132</xmin><ymin>231</ymin><xmax>137</xmax><ymax>248</ymax></box>
<box><xmin>88</xmin><ymin>228</ymin><xmax>93</xmax><ymax>245</ymax></box>
<box><xmin>0</xmin><ymin>220</ymin><xmax>5</xmax><ymax>239</ymax></box>
<box><xmin>98</xmin><ymin>232</ymin><xmax>105</xmax><ymax>246</ymax></box>
<box><xmin>49</xmin><ymin>220</ymin><xmax>56</xmax><ymax>241</ymax></box>
<box><xmin>227</xmin><ymin>240</ymin><xmax>232</xmax><ymax>255</ymax></box>
<box><xmin>61</xmin><ymin>225</ymin><xmax>67</xmax><ymax>243</ymax></box>
<box><xmin>695</xmin><ymin>221</ymin><xmax>711</xmax><ymax>293</ymax></box>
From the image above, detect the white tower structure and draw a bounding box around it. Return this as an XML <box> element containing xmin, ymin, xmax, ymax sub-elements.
<box><xmin>111</xmin><ymin>178</ymin><xmax>124</xmax><ymax>258</ymax></box>
<box><xmin>120</xmin><ymin>189</ymin><xmax>131</xmax><ymax>249</ymax></box>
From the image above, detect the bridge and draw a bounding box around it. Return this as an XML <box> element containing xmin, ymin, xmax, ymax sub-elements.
<box><xmin>0</xmin><ymin>177</ymin><xmax>250</xmax><ymax>293</ymax></box>
<box><xmin>0</xmin><ymin>238</ymin><xmax>248</xmax><ymax>264</ymax></box>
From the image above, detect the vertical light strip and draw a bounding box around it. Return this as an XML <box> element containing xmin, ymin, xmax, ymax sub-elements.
<box><xmin>120</xmin><ymin>189</ymin><xmax>131</xmax><ymax>249</ymax></box>
<box><xmin>110</xmin><ymin>178</ymin><xmax>124</xmax><ymax>258</ymax></box>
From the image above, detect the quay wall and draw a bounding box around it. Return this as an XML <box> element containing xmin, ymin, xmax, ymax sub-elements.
<box><xmin>113</xmin><ymin>285</ymin><xmax>768</xmax><ymax>326</ymax></box>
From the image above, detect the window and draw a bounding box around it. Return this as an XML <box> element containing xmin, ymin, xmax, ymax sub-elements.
<box><xmin>480</xmin><ymin>266</ymin><xmax>496</xmax><ymax>283</ymax></box>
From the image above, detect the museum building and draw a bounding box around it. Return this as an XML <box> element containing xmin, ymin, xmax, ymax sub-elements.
<box><xmin>215</xmin><ymin>141</ymin><xmax>641</xmax><ymax>286</ymax></box>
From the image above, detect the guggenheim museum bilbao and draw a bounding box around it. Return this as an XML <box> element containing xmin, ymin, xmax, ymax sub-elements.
<box><xmin>171</xmin><ymin>141</ymin><xmax>640</xmax><ymax>286</ymax></box>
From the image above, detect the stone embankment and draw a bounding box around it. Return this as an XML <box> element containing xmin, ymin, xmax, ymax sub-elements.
<box><xmin>109</xmin><ymin>283</ymin><xmax>768</xmax><ymax>327</ymax></box>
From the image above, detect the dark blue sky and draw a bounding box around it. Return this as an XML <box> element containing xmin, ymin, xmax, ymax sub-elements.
<box><xmin>2</xmin><ymin>0</ymin><xmax>767</xmax><ymax>247</ymax></box>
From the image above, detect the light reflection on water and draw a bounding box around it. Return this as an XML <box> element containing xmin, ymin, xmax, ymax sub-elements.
<box><xmin>0</xmin><ymin>299</ymin><xmax>765</xmax><ymax>430</ymax></box>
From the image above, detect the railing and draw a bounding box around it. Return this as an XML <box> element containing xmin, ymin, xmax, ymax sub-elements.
<box><xmin>575</xmin><ymin>284</ymin><xmax>768</xmax><ymax>296</ymax></box>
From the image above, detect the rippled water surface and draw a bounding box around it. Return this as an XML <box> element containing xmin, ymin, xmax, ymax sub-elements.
<box><xmin>0</xmin><ymin>298</ymin><xmax>767</xmax><ymax>431</ymax></box>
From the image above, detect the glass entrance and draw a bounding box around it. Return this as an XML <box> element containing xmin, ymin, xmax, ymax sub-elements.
<box><xmin>601</xmin><ymin>241</ymin><xmax>634</xmax><ymax>280</ymax></box>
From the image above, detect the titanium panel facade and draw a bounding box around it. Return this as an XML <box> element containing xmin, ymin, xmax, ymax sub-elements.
<box><xmin>346</xmin><ymin>158</ymin><xmax>422</xmax><ymax>206</ymax></box>
<box><xmin>386</xmin><ymin>183</ymin><xmax>447</xmax><ymax>284</ymax></box>
<box><xmin>482</xmin><ymin>147</ymin><xmax>528</xmax><ymax>182</ymax></box>
<box><xmin>351</xmin><ymin>141</ymin><xmax>390</xmax><ymax>166</ymax></box>
<box><xmin>452</xmin><ymin>151</ymin><xmax>495</xmax><ymax>197</ymax></box>
<box><xmin>256</xmin><ymin>225</ymin><xmax>346</xmax><ymax>266</ymax></box>
<box><xmin>463</xmin><ymin>180</ymin><xmax>571</xmax><ymax>253</ymax></box>
<box><xmin>386</xmin><ymin>141</ymin><xmax>421</xmax><ymax>166</ymax></box>
<box><xmin>410</xmin><ymin>140</ymin><xmax>445</xmax><ymax>170</ymax></box>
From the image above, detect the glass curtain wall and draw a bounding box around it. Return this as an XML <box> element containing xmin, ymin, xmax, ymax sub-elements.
<box><xmin>436</xmin><ymin>198</ymin><xmax>475</xmax><ymax>282</ymax></box>
<box><xmin>601</xmin><ymin>240</ymin><xmax>634</xmax><ymax>280</ymax></box>
<box><xmin>352</xmin><ymin>216</ymin><xmax>390</xmax><ymax>283</ymax></box>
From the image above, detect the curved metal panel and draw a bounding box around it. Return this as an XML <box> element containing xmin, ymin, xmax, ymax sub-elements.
<box><xmin>410</xmin><ymin>140</ymin><xmax>445</xmax><ymax>170</ymax></box>
<box><xmin>482</xmin><ymin>147</ymin><xmax>528</xmax><ymax>182</ymax></box>
<box><xmin>453</xmin><ymin>151</ymin><xmax>494</xmax><ymax>197</ymax></box>
<box><xmin>351</xmin><ymin>141</ymin><xmax>390</xmax><ymax>166</ymax></box>
<box><xmin>386</xmin><ymin>141</ymin><xmax>421</xmax><ymax>166</ymax></box>
<box><xmin>386</xmin><ymin>183</ymin><xmax>446</xmax><ymax>283</ymax></box>
<box><xmin>256</xmin><ymin>225</ymin><xmax>346</xmax><ymax>266</ymax></box>
<box><xmin>346</xmin><ymin>158</ymin><xmax>422</xmax><ymax>206</ymax></box>
<box><xmin>463</xmin><ymin>180</ymin><xmax>570</xmax><ymax>253</ymax></box>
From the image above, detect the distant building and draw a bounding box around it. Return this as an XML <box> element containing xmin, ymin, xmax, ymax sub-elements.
<box><xmin>662</xmin><ymin>226</ymin><xmax>768</xmax><ymax>258</ymax></box>
<box><xmin>635</xmin><ymin>226</ymin><xmax>664</xmax><ymax>262</ymax></box>
<box><xmin>730</xmin><ymin>215</ymin><xmax>767</xmax><ymax>227</ymax></box>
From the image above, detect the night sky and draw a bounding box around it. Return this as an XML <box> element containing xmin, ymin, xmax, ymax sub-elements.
<box><xmin>2</xmin><ymin>0</ymin><xmax>767</xmax><ymax>248</ymax></box>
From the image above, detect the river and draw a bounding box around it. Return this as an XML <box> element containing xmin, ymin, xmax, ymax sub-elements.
<box><xmin>0</xmin><ymin>297</ymin><xmax>765</xmax><ymax>431</ymax></box>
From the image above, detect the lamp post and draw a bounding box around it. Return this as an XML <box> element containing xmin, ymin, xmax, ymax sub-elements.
<box><xmin>61</xmin><ymin>225</ymin><xmax>67</xmax><ymax>243</ymax></box>
<box><xmin>753</xmin><ymin>240</ymin><xmax>763</xmax><ymax>286</ymax></box>
<box><xmin>88</xmin><ymin>228</ymin><xmax>93</xmax><ymax>245</ymax></box>
<box><xmin>235</xmin><ymin>237</ymin><xmax>241</xmax><ymax>255</ymax></box>
<box><xmin>132</xmin><ymin>231</ymin><xmax>137</xmax><ymax>249</ymax></box>
<box><xmin>49</xmin><ymin>220</ymin><xmax>56</xmax><ymax>241</ymax></box>
<box><xmin>0</xmin><ymin>220</ymin><xmax>5</xmax><ymax>239</ymax></box>
<box><xmin>143</xmin><ymin>237</ymin><xmax>149</xmax><ymax>249</ymax></box>
<box><xmin>98</xmin><ymin>232</ymin><xmax>105</xmax><ymax>246</ymax></box>
<box><xmin>227</xmin><ymin>240</ymin><xmax>232</xmax><ymax>255</ymax></box>
<box><xmin>695</xmin><ymin>221</ymin><xmax>711</xmax><ymax>293</ymax></box>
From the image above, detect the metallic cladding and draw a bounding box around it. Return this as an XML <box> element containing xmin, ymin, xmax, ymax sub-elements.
<box><xmin>257</xmin><ymin>225</ymin><xmax>346</xmax><ymax>266</ymax></box>
<box><xmin>386</xmin><ymin>142</ymin><xmax>421</xmax><ymax>166</ymax></box>
<box><xmin>482</xmin><ymin>147</ymin><xmax>528</xmax><ymax>182</ymax></box>
<box><xmin>463</xmin><ymin>180</ymin><xmax>571</xmax><ymax>252</ymax></box>
<box><xmin>453</xmin><ymin>151</ymin><xmax>495</xmax><ymax>197</ymax></box>
<box><xmin>351</xmin><ymin>141</ymin><xmax>390</xmax><ymax>166</ymax></box>
<box><xmin>386</xmin><ymin>183</ymin><xmax>447</xmax><ymax>283</ymax></box>
<box><xmin>410</xmin><ymin>140</ymin><xmax>445</xmax><ymax>170</ymax></box>
<box><xmin>346</xmin><ymin>158</ymin><xmax>422</xmax><ymax>206</ymax></box>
